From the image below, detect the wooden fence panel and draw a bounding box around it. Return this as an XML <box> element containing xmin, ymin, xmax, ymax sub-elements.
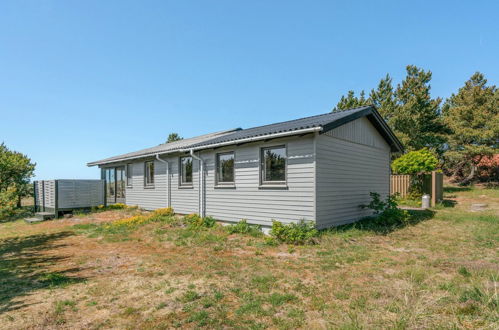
<box><xmin>390</xmin><ymin>175</ymin><xmax>411</xmax><ymax>198</ymax></box>
<box><xmin>391</xmin><ymin>172</ymin><xmax>444</xmax><ymax>206</ymax></box>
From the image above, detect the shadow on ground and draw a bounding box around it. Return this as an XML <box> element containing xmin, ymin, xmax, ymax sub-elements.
<box><xmin>444</xmin><ymin>186</ymin><xmax>472</xmax><ymax>193</ymax></box>
<box><xmin>0</xmin><ymin>207</ymin><xmax>34</xmax><ymax>224</ymax></box>
<box><xmin>440</xmin><ymin>199</ymin><xmax>457</xmax><ymax>208</ymax></box>
<box><xmin>0</xmin><ymin>231</ymin><xmax>86</xmax><ymax>314</ymax></box>
<box><xmin>334</xmin><ymin>209</ymin><xmax>436</xmax><ymax>235</ymax></box>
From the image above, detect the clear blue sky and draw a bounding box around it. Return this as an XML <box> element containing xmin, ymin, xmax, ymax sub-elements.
<box><xmin>1</xmin><ymin>1</ymin><xmax>498</xmax><ymax>180</ymax></box>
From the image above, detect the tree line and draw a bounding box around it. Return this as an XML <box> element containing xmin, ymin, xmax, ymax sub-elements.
<box><xmin>333</xmin><ymin>65</ymin><xmax>498</xmax><ymax>185</ymax></box>
<box><xmin>0</xmin><ymin>143</ymin><xmax>35</xmax><ymax>218</ymax></box>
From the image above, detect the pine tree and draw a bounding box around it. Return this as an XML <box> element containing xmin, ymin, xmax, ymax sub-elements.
<box><xmin>393</xmin><ymin>65</ymin><xmax>447</xmax><ymax>152</ymax></box>
<box><xmin>166</xmin><ymin>133</ymin><xmax>183</xmax><ymax>143</ymax></box>
<box><xmin>369</xmin><ymin>74</ymin><xmax>398</xmax><ymax>122</ymax></box>
<box><xmin>333</xmin><ymin>90</ymin><xmax>369</xmax><ymax>112</ymax></box>
<box><xmin>442</xmin><ymin>72</ymin><xmax>499</xmax><ymax>184</ymax></box>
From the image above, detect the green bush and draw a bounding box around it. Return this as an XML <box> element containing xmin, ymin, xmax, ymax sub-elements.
<box><xmin>361</xmin><ymin>192</ymin><xmax>409</xmax><ymax>226</ymax></box>
<box><xmin>0</xmin><ymin>186</ymin><xmax>18</xmax><ymax>219</ymax></box>
<box><xmin>391</xmin><ymin>148</ymin><xmax>438</xmax><ymax>175</ymax></box>
<box><xmin>225</xmin><ymin>219</ymin><xmax>262</xmax><ymax>237</ymax></box>
<box><xmin>183</xmin><ymin>214</ymin><xmax>217</xmax><ymax>229</ymax></box>
<box><xmin>270</xmin><ymin>220</ymin><xmax>318</xmax><ymax>245</ymax></box>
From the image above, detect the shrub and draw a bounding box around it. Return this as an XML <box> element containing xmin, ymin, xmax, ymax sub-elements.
<box><xmin>152</xmin><ymin>207</ymin><xmax>174</xmax><ymax>217</ymax></box>
<box><xmin>0</xmin><ymin>186</ymin><xmax>18</xmax><ymax>219</ymax></box>
<box><xmin>148</xmin><ymin>207</ymin><xmax>175</xmax><ymax>222</ymax></box>
<box><xmin>225</xmin><ymin>219</ymin><xmax>262</xmax><ymax>237</ymax></box>
<box><xmin>112</xmin><ymin>215</ymin><xmax>150</xmax><ymax>228</ymax></box>
<box><xmin>361</xmin><ymin>192</ymin><xmax>410</xmax><ymax>226</ymax></box>
<box><xmin>183</xmin><ymin>214</ymin><xmax>217</xmax><ymax>228</ymax></box>
<box><xmin>391</xmin><ymin>149</ymin><xmax>438</xmax><ymax>175</ymax></box>
<box><xmin>203</xmin><ymin>216</ymin><xmax>217</xmax><ymax>228</ymax></box>
<box><xmin>106</xmin><ymin>203</ymin><xmax>128</xmax><ymax>210</ymax></box>
<box><xmin>92</xmin><ymin>203</ymin><xmax>135</xmax><ymax>212</ymax></box>
<box><xmin>270</xmin><ymin>220</ymin><xmax>318</xmax><ymax>245</ymax></box>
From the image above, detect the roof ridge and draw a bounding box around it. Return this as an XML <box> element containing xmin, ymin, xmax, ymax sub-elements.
<box><xmin>157</xmin><ymin>128</ymin><xmax>240</xmax><ymax>146</ymax></box>
<box><xmin>238</xmin><ymin>105</ymin><xmax>372</xmax><ymax>132</ymax></box>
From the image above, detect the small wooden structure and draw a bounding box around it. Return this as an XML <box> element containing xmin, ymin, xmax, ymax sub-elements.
<box><xmin>34</xmin><ymin>179</ymin><xmax>105</xmax><ymax>218</ymax></box>
<box><xmin>390</xmin><ymin>171</ymin><xmax>443</xmax><ymax>206</ymax></box>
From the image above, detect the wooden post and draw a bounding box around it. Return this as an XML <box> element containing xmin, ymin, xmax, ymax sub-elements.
<box><xmin>431</xmin><ymin>171</ymin><xmax>437</xmax><ymax>207</ymax></box>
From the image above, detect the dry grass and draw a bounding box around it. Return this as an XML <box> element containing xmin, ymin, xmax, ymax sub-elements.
<box><xmin>0</xmin><ymin>186</ymin><xmax>497</xmax><ymax>329</ymax></box>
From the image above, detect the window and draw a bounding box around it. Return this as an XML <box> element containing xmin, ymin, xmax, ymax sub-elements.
<box><xmin>216</xmin><ymin>152</ymin><xmax>235</xmax><ymax>184</ymax></box>
<box><xmin>261</xmin><ymin>146</ymin><xmax>286</xmax><ymax>184</ymax></box>
<box><xmin>116</xmin><ymin>167</ymin><xmax>125</xmax><ymax>197</ymax></box>
<box><xmin>104</xmin><ymin>166</ymin><xmax>126</xmax><ymax>203</ymax></box>
<box><xmin>126</xmin><ymin>163</ymin><xmax>133</xmax><ymax>187</ymax></box>
<box><xmin>180</xmin><ymin>156</ymin><xmax>193</xmax><ymax>186</ymax></box>
<box><xmin>105</xmin><ymin>168</ymin><xmax>115</xmax><ymax>198</ymax></box>
<box><xmin>145</xmin><ymin>161</ymin><xmax>154</xmax><ymax>187</ymax></box>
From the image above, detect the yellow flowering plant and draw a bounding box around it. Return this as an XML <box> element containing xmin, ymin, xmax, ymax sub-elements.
<box><xmin>109</xmin><ymin>207</ymin><xmax>176</xmax><ymax>229</ymax></box>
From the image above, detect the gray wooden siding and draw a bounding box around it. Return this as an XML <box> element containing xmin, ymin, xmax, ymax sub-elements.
<box><xmin>316</xmin><ymin>117</ymin><xmax>391</xmax><ymax>228</ymax></box>
<box><xmin>202</xmin><ymin>136</ymin><xmax>315</xmax><ymax>226</ymax></box>
<box><xmin>44</xmin><ymin>180</ymin><xmax>56</xmax><ymax>208</ymax></box>
<box><xmin>325</xmin><ymin>117</ymin><xmax>390</xmax><ymax>149</ymax></box>
<box><xmin>170</xmin><ymin>155</ymin><xmax>200</xmax><ymax>214</ymax></box>
<box><xmin>57</xmin><ymin>180</ymin><xmax>105</xmax><ymax>208</ymax></box>
<box><xmin>34</xmin><ymin>180</ymin><xmax>104</xmax><ymax>211</ymax></box>
<box><xmin>34</xmin><ymin>181</ymin><xmax>44</xmax><ymax>208</ymax></box>
<box><xmin>125</xmin><ymin>160</ymin><xmax>169</xmax><ymax>211</ymax></box>
<box><xmin>122</xmin><ymin>136</ymin><xmax>315</xmax><ymax>226</ymax></box>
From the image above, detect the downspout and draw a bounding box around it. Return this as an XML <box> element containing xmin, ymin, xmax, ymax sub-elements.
<box><xmin>155</xmin><ymin>154</ymin><xmax>171</xmax><ymax>208</ymax></box>
<box><xmin>190</xmin><ymin>149</ymin><xmax>205</xmax><ymax>218</ymax></box>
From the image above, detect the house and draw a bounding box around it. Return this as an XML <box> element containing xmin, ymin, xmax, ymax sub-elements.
<box><xmin>88</xmin><ymin>106</ymin><xmax>403</xmax><ymax>229</ymax></box>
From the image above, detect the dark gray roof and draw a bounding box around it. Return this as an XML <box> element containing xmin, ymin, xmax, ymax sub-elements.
<box><xmin>88</xmin><ymin>105</ymin><xmax>403</xmax><ymax>166</ymax></box>
<box><xmin>87</xmin><ymin>129</ymin><xmax>239</xmax><ymax>166</ymax></box>
<box><xmin>190</xmin><ymin>106</ymin><xmax>373</xmax><ymax>148</ymax></box>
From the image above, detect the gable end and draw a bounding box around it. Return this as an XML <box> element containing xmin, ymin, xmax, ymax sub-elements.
<box><xmin>320</xmin><ymin>106</ymin><xmax>403</xmax><ymax>152</ymax></box>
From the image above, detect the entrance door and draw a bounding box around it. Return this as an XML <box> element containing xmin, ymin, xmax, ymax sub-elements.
<box><xmin>104</xmin><ymin>167</ymin><xmax>126</xmax><ymax>204</ymax></box>
<box><xmin>115</xmin><ymin>167</ymin><xmax>126</xmax><ymax>204</ymax></box>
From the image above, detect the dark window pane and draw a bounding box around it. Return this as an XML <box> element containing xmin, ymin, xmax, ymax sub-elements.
<box><xmin>263</xmin><ymin>147</ymin><xmax>286</xmax><ymax>182</ymax></box>
<box><xmin>145</xmin><ymin>161</ymin><xmax>154</xmax><ymax>185</ymax></box>
<box><xmin>108</xmin><ymin>168</ymin><xmax>116</xmax><ymax>196</ymax></box>
<box><xmin>217</xmin><ymin>153</ymin><xmax>234</xmax><ymax>183</ymax></box>
<box><xmin>116</xmin><ymin>167</ymin><xmax>125</xmax><ymax>198</ymax></box>
<box><xmin>181</xmin><ymin>157</ymin><xmax>193</xmax><ymax>184</ymax></box>
<box><xmin>126</xmin><ymin>164</ymin><xmax>132</xmax><ymax>186</ymax></box>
